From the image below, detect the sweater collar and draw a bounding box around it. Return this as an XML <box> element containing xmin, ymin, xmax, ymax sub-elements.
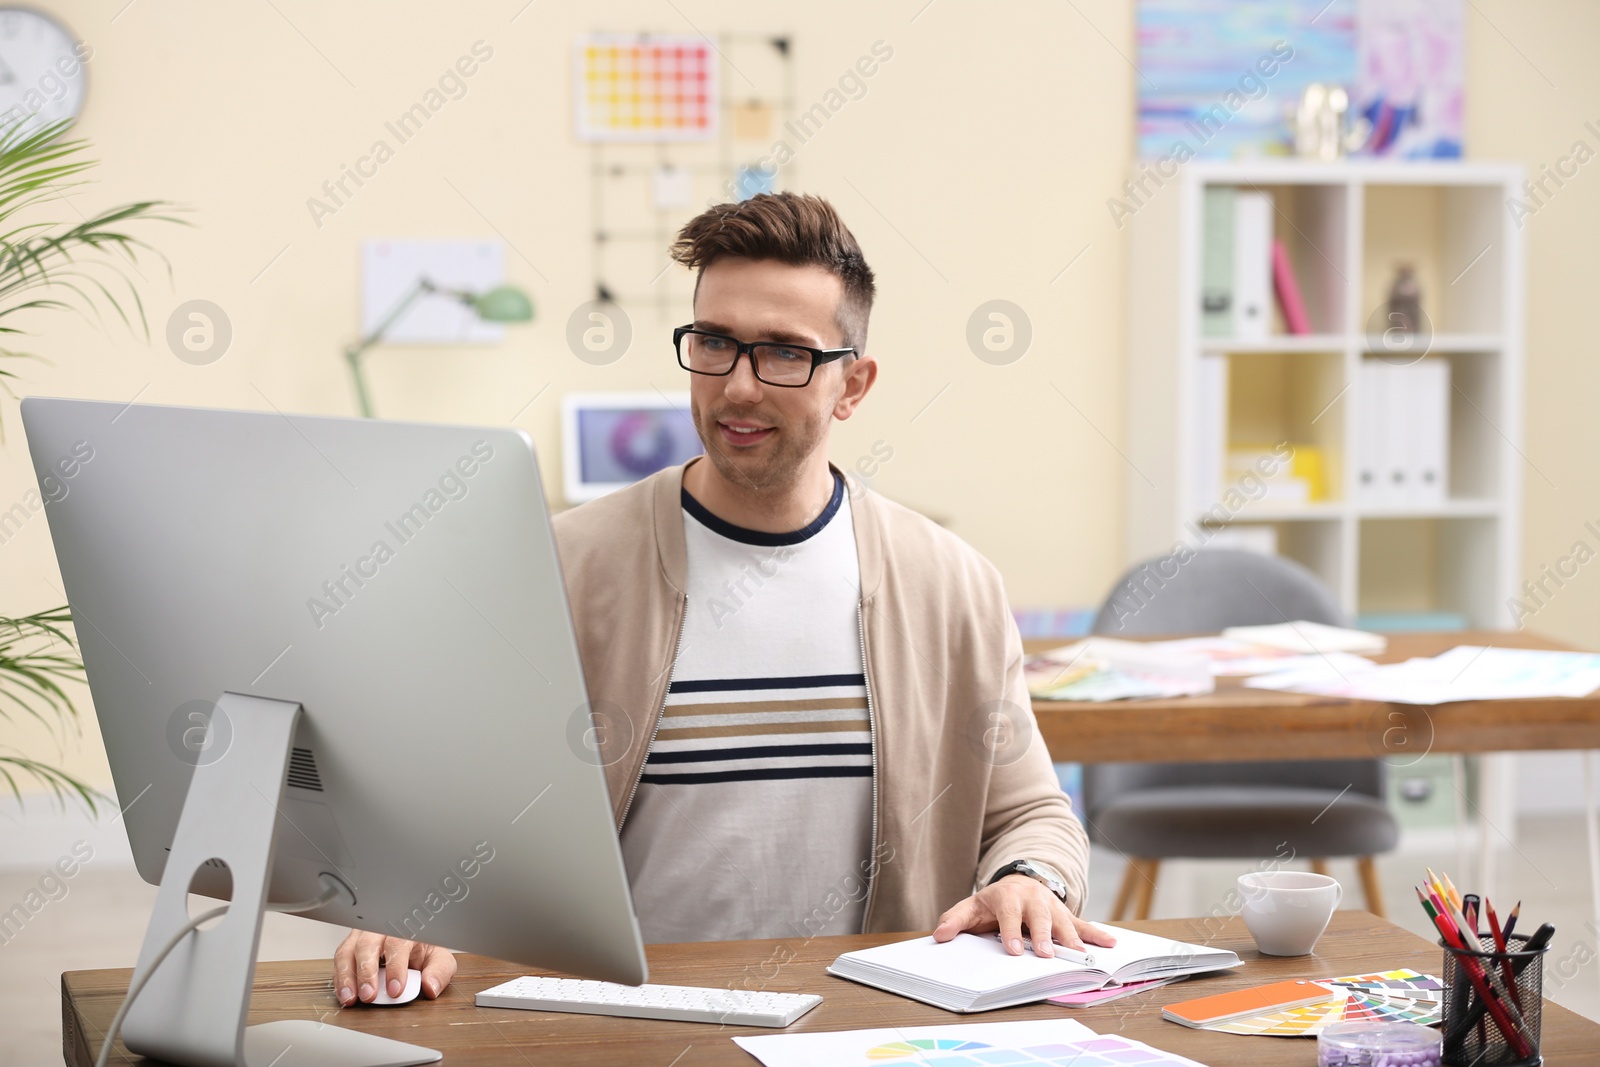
<box><xmin>652</xmin><ymin>458</ymin><xmax>884</xmax><ymax>600</ymax></box>
<box><xmin>680</xmin><ymin>469</ymin><xmax>844</xmax><ymax>546</ymax></box>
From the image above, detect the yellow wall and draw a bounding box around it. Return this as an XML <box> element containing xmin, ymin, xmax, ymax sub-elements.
<box><xmin>2</xmin><ymin>0</ymin><xmax>1598</xmax><ymax>791</ymax></box>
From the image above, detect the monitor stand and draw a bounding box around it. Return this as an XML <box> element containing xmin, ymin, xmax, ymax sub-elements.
<box><xmin>119</xmin><ymin>692</ymin><xmax>440</xmax><ymax>1066</ymax></box>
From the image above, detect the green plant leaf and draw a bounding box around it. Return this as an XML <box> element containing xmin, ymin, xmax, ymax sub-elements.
<box><xmin>0</xmin><ymin>755</ymin><xmax>105</xmax><ymax>816</ymax></box>
<box><xmin>0</xmin><ymin>116</ymin><xmax>178</xmax><ymax>804</ymax></box>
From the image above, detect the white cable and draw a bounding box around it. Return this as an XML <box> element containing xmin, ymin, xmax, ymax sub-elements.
<box><xmin>95</xmin><ymin>903</ymin><xmax>227</xmax><ymax>1067</ymax></box>
<box><xmin>94</xmin><ymin>878</ymin><xmax>343</xmax><ymax>1067</ymax></box>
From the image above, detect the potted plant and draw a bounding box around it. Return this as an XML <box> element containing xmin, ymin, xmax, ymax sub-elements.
<box><xmin>1</xmin><ymin>118</ymin><xmax>177</xmax><ymax>814</ymax></box>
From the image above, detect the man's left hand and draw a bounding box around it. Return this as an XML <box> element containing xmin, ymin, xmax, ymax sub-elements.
<box><xmin>932</xmin><ymin>874</ymin><xmax>1119</xmax><ymax>958</ymax></box>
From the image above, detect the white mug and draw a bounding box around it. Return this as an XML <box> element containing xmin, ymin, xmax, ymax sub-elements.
<box><xmin>1237</xmin><ymin>871</ymin><xmax>1343</xmax><ymax>956</ymax></box>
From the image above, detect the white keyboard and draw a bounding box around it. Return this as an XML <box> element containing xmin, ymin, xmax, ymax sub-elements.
<box><xmin>475</xmin><ymin>975</ymin><xmax>822</xmax><ymax>1027</ymax></box>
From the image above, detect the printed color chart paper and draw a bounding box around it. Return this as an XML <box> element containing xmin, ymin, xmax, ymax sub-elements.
<box><xmin>735</xmin><ymin>1019</ymin><xmax>1209</xmax><ymax>1067</ymax></box>
<box><xmin>574</xmin><ymin>33</ymin><xmax>718</xmax><ymax>142</ymax></box>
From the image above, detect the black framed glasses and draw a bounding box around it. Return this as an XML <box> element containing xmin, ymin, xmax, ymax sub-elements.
<box><xmin>673</xmin><ymin>325</ymin><xmax>855</xmax><ymax>388</ymax></box>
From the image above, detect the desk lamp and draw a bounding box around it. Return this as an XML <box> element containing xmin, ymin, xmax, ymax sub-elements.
<box><xmin>344</xmin><ymin>277</ymin><xmax>533</xmax><ymax>418</ymax></box>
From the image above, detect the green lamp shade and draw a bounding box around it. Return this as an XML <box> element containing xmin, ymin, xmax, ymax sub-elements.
<box><xmin>471</xmin><ymin>285</ymin><xmax>534</xmax><ymax>322</ymax></box>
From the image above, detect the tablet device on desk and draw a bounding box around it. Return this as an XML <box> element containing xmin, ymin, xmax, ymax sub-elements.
<box><xmin>23</xmin><ymin>397</ymin><xmax>648</xmax><ymax>1066</ymax></box>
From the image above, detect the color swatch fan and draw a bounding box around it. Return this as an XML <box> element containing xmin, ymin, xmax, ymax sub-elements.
<box><xmin>574</xmin><ymin>34</ymin><xmax>718</xmax><ymax>141</ymax></box>
<box><xmin>1196</xmin><ymin>969</ymin><xmax>1444</xmax><ymax>1037</ymax></box>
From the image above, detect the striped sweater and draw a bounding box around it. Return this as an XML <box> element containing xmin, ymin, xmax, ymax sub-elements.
<box><xmin>619</xmin><ymin>472</ymin><xmax>875</xmax><ymax>942</ymax></box>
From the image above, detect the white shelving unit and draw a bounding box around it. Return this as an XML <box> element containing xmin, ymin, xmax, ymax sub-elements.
<box><xmin>1127</xmin><ymin>160</ymin><xmax>1525</xmax><ymax>628</ymax></box>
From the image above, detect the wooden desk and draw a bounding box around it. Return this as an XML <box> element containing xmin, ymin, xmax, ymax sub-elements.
<box><xmin>1027</xmin><ymin>630</ymin><xmax>1600</xmax><ymax>764</ymax></box>
<box><xmin>62</xmin><ymin>912</ymin><xmax>1595</xmax><ymax>1065</ymax></box>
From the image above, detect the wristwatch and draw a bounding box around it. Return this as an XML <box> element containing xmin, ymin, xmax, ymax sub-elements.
<box><xmin>988</xmin><ymin>859</ymin><xmax>1069</xmax><ymax>903</ymax></box>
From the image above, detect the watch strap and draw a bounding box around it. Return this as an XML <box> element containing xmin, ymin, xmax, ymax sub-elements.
<box><xmin>988</xmin><ymin>859</ymin><xmax>1068</xmax><ymax>902</ymax></box>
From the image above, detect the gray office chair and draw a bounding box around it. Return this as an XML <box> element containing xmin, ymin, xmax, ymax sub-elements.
<box><xmin>1084</xmin><ymin>549</ymin><xmax>1398</xmax><ymax>920</ymax></box>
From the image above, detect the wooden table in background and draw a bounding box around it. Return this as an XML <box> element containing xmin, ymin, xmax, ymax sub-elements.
<box><xmin>61</xmin><ymin>912</ymin><xmax>1597</xmax><ymax>1066</ymax></box>
<box><xmin>1027</xmin><ymin>630</ymin><xmax>1600</xmax><ymax>765</ymax></box>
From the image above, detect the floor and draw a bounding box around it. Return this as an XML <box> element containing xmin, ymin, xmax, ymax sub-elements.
<box><xmin>3</xmin><ymin>815</ymin><xmax>1596</xmax><ymax>1066</ymax></box>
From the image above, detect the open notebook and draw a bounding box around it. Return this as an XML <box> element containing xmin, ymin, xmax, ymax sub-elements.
<box><xmin>827</xmin><ymin>923</ymin><xmax>1240</xmax><ymax>1013</ymax></box>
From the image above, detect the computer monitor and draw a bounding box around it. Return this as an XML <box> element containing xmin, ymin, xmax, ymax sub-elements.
<box><xmin>561</xmin><ymin>391</ymin><xmax>703</xmax><ymax>504</ymax></box>
<box><xmin>21</xmin><ymin>397</ymin><xmax>647</xmax><ymax>1067</ymax></box>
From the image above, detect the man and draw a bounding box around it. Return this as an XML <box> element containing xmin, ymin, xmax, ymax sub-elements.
<box><xmin>333</xmin><ymin>192</ymin><xmax>1107</xmax><ymax>1006</ymax></box>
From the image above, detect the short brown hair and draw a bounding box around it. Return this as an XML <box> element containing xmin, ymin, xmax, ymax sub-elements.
<box><xmin>669</xmin><ymin>192</ymin><xmax>876</xmax><ymax>358</ymax></box>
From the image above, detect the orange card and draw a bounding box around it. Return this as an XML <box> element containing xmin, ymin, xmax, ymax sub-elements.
<box><xmin>1162</xmin><ymin>979</ymin><xmax>1341</xmax><ymax>1027</ymax></box>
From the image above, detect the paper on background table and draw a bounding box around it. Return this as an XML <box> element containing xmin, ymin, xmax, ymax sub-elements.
<box><xmin>1032</xmin><ymin>670</ymin><xmax>1207</xmax><ymax>702</ymax></box>
<box><xmin>1144</xmin><ymin>636</ymin><xmax>1376</xmax><ymax>677</ymax></box>
<box><xmin>1246</xmin><ymin>645</ymin><xmax>1600</xmax><ymax>704</ymax></box>
<box><xmin>1026</xmin><ymin>638</ymin><xmax>1214</xmax><ymax>701</ymax></box>
<box><xmin>733</xmin><ymin>1019</ymin><xmax>1210</xmax><ymax>1067</ymax></box>
<box><xmin>1221</xmin><ymin>621</ymin><xmax>1388</xmax><ymax>655</ymax></box>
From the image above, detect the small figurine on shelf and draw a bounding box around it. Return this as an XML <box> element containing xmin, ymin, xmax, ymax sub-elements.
<box><xmin>1290</xmin><ymin>83</ymin><xmax>1371</xmax><ymax>160</ymax></box>
<box><xmin>1386</xmin><ymin>263</ymin><xmax>1423</xmax><ymax>334</ymax></box>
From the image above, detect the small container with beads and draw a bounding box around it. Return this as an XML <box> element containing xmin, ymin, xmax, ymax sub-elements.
<box><xmin>1318</xmin><ymin>1020</ymin><xmax>1444</xmax><ymax>1067</ymax></box>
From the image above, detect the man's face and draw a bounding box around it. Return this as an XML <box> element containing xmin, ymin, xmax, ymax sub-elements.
<box><xmin>686</xmin><ymin>257</ymin><xmax>869</xmax><ymax>493</ymax></box>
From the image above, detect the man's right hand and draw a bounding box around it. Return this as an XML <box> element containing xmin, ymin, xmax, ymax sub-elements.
<box><xmin>333</xmin><ymin>930</ymin><xmax>457</xmax><ymax>1006</ymax></box>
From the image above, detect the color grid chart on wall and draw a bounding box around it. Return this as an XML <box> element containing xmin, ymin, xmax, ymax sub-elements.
<box><xmin>574</xmin><ymin>33</ymin><xmax>719</xmax><ymax>141</ymax></box>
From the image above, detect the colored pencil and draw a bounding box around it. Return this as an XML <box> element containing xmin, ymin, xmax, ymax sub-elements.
<box><xmin>1426</xmin><ymin>867</ymin><xmax>1445</xmax><ymax>903</ymax></box>
<box><xmin>1441</xmin><ymin>871</ymin><xmax>1466</xmax><ymax>912</ymax></box>
<box><xmin>1486</xmin><ymin>899</ymin><xmax>1523</xmax><ymax>1012</ymax></box>
<box><xmin>1503</xmin><ymin>901</ymin><xmax>1522</xmax><ymax>941</ymax></box>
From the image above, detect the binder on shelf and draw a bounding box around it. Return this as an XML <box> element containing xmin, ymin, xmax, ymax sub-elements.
<box><xmin>1355</xmin><ymin>359</ymin><xmax>1452</xmax><ymax>508</ymax></box>
<box><xmin>1379</xmin><ymin>362</ymin><xmax>1408</xmax><ymax>505</ymax></box>
<box><xmin>1270</xmin><ymin>237</ymin><xmax>1311</xmax><ymax>335</ymax></box>
<box><xmin>1201</xmin><ymin>186</ymin><xmax>1235</xmax><ymax>337</ymax></box>
<box><xmin>1231</xmin><ymin>190</ymin><xmax>1274</xmax><ymax>340</ymax></box>
<box><xmin>1356</xmin><ymin>360</ymin><xmax>1387</xmax><ymax>506</ymax></box>
<box><xmin>1405</xmin><ymin>359</ymin><xmax>1450</xmax><ymax>506</ymax></box>
<box><xmin>1196</xmin><ymin>353</ymin><xmax>1228</xmax><ymax>509</ymax></box>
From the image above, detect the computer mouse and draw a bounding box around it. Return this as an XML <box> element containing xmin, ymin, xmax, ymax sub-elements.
<box><xmin>369</xmin><ymin>968</ymin><xmax>423</xmax><ymax>1006</ymax></box>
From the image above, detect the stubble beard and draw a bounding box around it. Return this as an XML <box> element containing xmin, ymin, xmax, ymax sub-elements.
<box><xmin>691</xmin><ymin>397</ymin><xmax>829</xmax><ymax>497</ymax></box>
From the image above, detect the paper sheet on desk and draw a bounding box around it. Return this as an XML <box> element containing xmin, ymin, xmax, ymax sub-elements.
<box><xmin>1245</xmin><ymin>646</ymin><xmax>1600</xmax><ymax>704</ymax></box>
<box><xmin>1144</xmin><ymin>636</ymin><xmax>1376</xmax><ymax>677</ymax></box>
<box><xmin>733</xmin><ymin>1019</ymin><xmax>1209</xmax><ymax>1067</ymax></box>
<box><xmin>1027</xmin><ymin>638</ymin><xmax>1214</xmax><ymax>701</ymax></box>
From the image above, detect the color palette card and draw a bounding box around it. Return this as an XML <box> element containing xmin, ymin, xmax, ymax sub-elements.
<box><xmin>1163</xmin><ymin>978</ymin><xmax>1340</xmax><ymax>1027</ymax></box>
<box><xmin>1328</xmin><ymin>968</ymin><xmax>1445</xmax><ymax>1002</ymax></box>
<box><xmin>1202</xmin><ymin>969</ymin><xmax>1445</xmax><ymax>1036</ymax></box>
<box><xmin>735</xmin><ymin>1019</ymin><xmax>1210</xmax><ymax>1067</ymax></box>
<box><xmin>1204</xmin><ymin>997</ymin><xmax>1345</xmax><ymax>1036</ymax></box>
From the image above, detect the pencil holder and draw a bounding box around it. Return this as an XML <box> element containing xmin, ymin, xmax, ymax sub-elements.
<box><xmin>1440</xmin><ymin>933</ymin><xmax>1545</xmax><ymax>1067</ymax></box>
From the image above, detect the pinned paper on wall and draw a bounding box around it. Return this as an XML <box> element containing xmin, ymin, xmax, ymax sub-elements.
<box><xmin>734</xmin><ymin>164</ymin><xmax>776</xmax><ymax>201</ymax></box>
<box><xmin>574</xmin><ymin>33</ymin><xmax>718</xmax><ymax>142</ymax></box>
<box><xmin>652</xmin><ymin>164</ymin><xmax>694</xmax><ymax>209</ymax></box>
<box><xmin>361</xmin><ymin>239</ymin><xmax>505</xmax><ymax>344</ymax></box>
<box><xmin>730</xmin><ymin>99</ymin><xmax>775</xmax><ymax>140</ymax></box>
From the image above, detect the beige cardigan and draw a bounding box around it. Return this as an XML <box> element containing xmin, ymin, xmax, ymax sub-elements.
<box><xmin>551</xmin><ymin>460</ymin><xmax>1090</xmax><ymax>931</ymax></box>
